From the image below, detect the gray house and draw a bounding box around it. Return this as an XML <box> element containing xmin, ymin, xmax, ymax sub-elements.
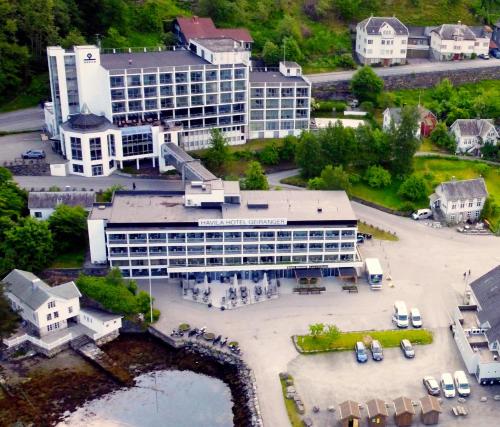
<box><xmin>430</xmin><ymin>178</ymin><xmax>488</xmax><ymax>224</ymax></box>
<box><xmin>28</xmin><ymin>191</ymin><xmax>95</xmax><ymax>220</ymax></box>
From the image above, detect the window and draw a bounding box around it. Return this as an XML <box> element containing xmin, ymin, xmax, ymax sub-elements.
<box><xmin>468</xmin><ymin>201</ymin><xmax>473</xmax><ymax>208</ymax></box>
<box><xmin>92</xmin><ymin>164</ymin><xmax>103</xmax><ymax>176</ymax></box>
<box><xmin>145</xmin><ymin>99</ymin><xmax>157</xmax><ymax>110</ymax></box>
<box><xmin>107</xmin><ymin>134</ymin><xmax>115</xmax><ymax>156</ymax></box>
<box><xmin>451</xmin><ymin>204</ymin><xmax>456</xmax><ymax>210</ymax></box>
<box><xmin>128</xmin><ymin>88</ymin><xmax>141</xmax><ymax>99</ymax></box>
<box><xmin>460</xmin><ymin>202</ymin><xmax>465</xmax><ymax>208</ymax></box>
<box><xmin>111</xmin><ymin>89</ymin><xmax>125</xmax><ymax>100</ymax></box>
<box><xmin>160</xmin><ymin>86</ymin><xmax>173</xmax><ymax>96</ymax></box>
<box><xmin>143</xmin><ymin>74</ymin><xmax>156</xmax><ymax>85</ymax></box>
<box><xmin>34</xmin><ymin>211</ymin><xmax>42</xmax><ymax>218</ymax></box>
<box><xmin>70</xmin><ymin>137</ymin><xmax>82</xmax><ymax>160</ymax></box>
<box><xmin>110</xmin><ymin>76</ymin><xmax>124</xmax><ymax>87</ymax></box>
<box><xmin>128</xmin><ymin>100</ymin><xmax>142</xmax><ymax>111</ymax></box>
<box><xmin>234</xmin><ymin>68</ymin><xmax>245</xmax><ymax>79</ymax></box>
<box><xmin>367</xmin><ymin>39</ymin><xmax>373</xmax><ymax>44</ymax></box>
<box><xmin>220</xmin><ymin>81</ymin><xmax>232</xmax><ymax>92</ymax></box>
<box><xmin>175</xmin><ymin>72</ymin><xmax>187</xmax><ymax>83</ymax></box>
<box><xmin>477</xmin><ymin>200</ymin><xmax>481</xmax><ymax>207</ymax></box>
<box><xmin>127</xmin><ymin>75</ymin><xmax>141</xmax><ymax>86</ymax></box>
<box><xmin>144</xmin><ymin>87</ymin><xmax>157</xmax><ymax>97</ymax></box>
<box><xmin>68</xmin><ymin>306</ymin><xmax>73</xmax><ymax>314</ymax></box>
<box><xmin>48</xmin><ymin>301</ymin><xmax>55</xmax><ymax>309</ymax></box>
<box><xmin>220</xmin><ymin>69</ymin><xmax>232</xmax><ymax>80</ymax></box>
<box><xmin>47</xmin><ymin>313</ymin><xmax>52</xmax><ymax>321</ymax></box>
<box><xmin>190</xmin><ymin>71</ymin><xmax>203</xmax><ymax>82</ymax></box>
<box><xmin>54</xmin><ymin>311</ymin><xmax>59</xmax><ymax>318</ymax></box>
<box><xmin>89</xmin><ymin>137</ymin><xmax>102</xmax><ymax>160</ymax></box>
<box><xmin>159</xmin><ymin>73</ymin><xmax>172</xmax><ymax>84</ymax></box>
<box><xmin>122</xmin><ymin>132</ymin><xmax>153</xmax><ymax>156</ymax></box>
<box><xmin>72</xmin><ymin>164</ymin><xmax>83</xmax><ymax>173</ymax></box>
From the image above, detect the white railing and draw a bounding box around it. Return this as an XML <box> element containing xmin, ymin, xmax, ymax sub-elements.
<box><xmin>3</xmin><ymin>332</ymin><xmax>73</xmax><ymax>351</ymax></box>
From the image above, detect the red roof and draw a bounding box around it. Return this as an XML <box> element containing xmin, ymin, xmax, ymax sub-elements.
<box><xmin>176</xmin><ymin>16</ymin><xmax>253</xmax><ymax>43</ymax></box>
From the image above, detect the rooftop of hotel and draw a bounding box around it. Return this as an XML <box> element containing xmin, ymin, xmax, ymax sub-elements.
<box><xmin>89</xmin><ymin>188</ymin><xmax>356</xmax><ymax>224</ymax></box>
<box><xmin>193</xmin><ymin>38</ymin><xmax>247</xmax><ymax>52</ymax></box>
<box><xmin>100</xmin><ymin>49</ymin><xmax>208</xmax><ymax>70</ymax></box>
<box><xmin>249</xmin><ymin>70</ymin><xmax>309</xmax><ymax>85</ymax></box>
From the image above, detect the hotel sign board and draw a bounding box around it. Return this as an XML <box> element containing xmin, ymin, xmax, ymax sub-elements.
<box><xmin>198</xmin><ymin>218</ymin><xmax>287</xmax><ymax>227</ymax></box>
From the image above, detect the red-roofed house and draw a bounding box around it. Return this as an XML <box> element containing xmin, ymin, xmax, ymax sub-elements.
<box><xmin>174</xmin><ymin>16</ymin><xmax>253</xmax><ymax>50</ymax></box>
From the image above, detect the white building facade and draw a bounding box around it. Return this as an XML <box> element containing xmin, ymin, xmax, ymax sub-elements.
<box><xmin>449</xmin><ymin>119</ymin><xmax>499</xmax><ymax>155</ymax></box>
<box><xmin>430</xmin><ymin>23</ymin><xmax>490</xmax><ymax>60</ymax></box>
<box><xmin>356</xmin><ymin>17</ymin><xmax>409</xmax><ymax>66</ymax></box>
<box><xmin>88</xmin><ymin>181</ymin><xmax>362</xmax><ymax>280</ymax></box>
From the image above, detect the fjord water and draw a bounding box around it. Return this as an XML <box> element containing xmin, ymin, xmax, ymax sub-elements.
<box><xmin>59</xmin><ymin>370</ymin><xmax>233</xmax><ymax>426</ymax></box>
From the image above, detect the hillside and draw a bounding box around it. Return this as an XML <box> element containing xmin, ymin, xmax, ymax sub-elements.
<box><xmin>0</xmin><ymin>0</ymin><xmax>498</xmax><ymax>110</ymax></box>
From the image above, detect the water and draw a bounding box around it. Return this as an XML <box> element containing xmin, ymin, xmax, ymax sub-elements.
<box><xmin>58</xmin><ymin>370</ymin><xmax>234</xmax><ymax>427</ymax></box>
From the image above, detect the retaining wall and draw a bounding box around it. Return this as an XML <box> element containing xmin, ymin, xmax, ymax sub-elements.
<box><xmin>312</xmin><ymin>66</ymin><xmax>500</xmax><ymax>99</ymax></box>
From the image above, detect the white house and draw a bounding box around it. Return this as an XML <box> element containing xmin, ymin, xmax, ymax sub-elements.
<box><xmin>429</xmin><ymin>178</ymin><xmax>488</xmax><ymax>224</ymax></box>
<box><xmin>449</xmin><ymin>119</ymin><xmax>499</xmax><ymax>155</ymax></box>
<box><xmin>28</xmin><ymin>191</ymin><xmax>95</xmax><ymax>220</ymax></box>
<box><xmin>430</xmin><ymin>23</ymin><xmax>490</xmax><ymax>60</ymax></box>
<box><xmin>2</xmin><ymin>269</ymin><xmax>122</xmax><ymax>355</ymax></box>
<box><xmin>356</xmin><ymin>16</ymin><xmax>409</xmax><ymax>66</ymax></box>
<box><xmin>453</xmin><ymin>265</ymin><xmax>500</xmax><ymax>385</ymax></box>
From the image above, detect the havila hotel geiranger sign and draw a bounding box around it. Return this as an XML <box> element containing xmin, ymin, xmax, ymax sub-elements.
<box><xmin>198</xmin><ymin>218</ymin><xmax>288</xmax><ymax>227</ymax></box>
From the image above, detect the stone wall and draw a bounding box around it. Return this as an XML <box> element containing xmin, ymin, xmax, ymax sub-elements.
<box><xmin>312</xmin><ymin>66</ymin><xmax>500</xmax><ymax>100</ymax></box>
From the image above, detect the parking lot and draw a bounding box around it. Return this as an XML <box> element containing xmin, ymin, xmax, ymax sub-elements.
<box><xmin>0</xmin><ymin>132</ymin><xmax>63</xmax><ymax>165</ymax></box>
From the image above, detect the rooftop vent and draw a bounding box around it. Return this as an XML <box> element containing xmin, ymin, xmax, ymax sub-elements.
<box><xmin>98</xmin><ymin>205</ymin><xmax>106</xmax><ymax>210</ymax></box>
<box><xmin>317</xmin><ymin>208</ymin><xmax>322</xmax><ymax>213</ymax></box>
<box><xmin>247</xmin><ymin>202</ymin><xmax>268</xmax><ymax>209</ymax></box>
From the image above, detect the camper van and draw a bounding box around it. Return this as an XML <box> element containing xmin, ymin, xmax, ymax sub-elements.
<box><xmin>365</xmin><ymin>258</ymin><xmax>383</xmax><ymax>289</ymax></box>
<box><xmin>392</xmin><ymin>301</ymin><xmax>409</xmax><ymax>328</ymax></box>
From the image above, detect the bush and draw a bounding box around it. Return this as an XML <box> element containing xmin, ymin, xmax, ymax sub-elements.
<box><xmin>335</xmin><ymin>53</ymin><xmax>356</xmax><ymax>69</ymax></box>
<box><xmin>348</xmin><ymin>173</ymin><xmax>361</xmax><ymax>184</ymax></box>
<box><xmin>258</xmin><ymin>142</ymin><xmax>280</xmax><ymax>165</ymax></box>
<box><xmin>359</xmin><ymin>101</ymin><xmax>374</xmax><ymax>113</ymax></box>
<box><xmin>279</xmin><ymin>136</ymin><xmax>297</xmax><ymax>161</ymax></box>
<box><xmin>364</xmin><ymin>165</ymin><xmax>392</xmax><ymax>188</ymax></box>
<box><xmin>400</xmin><ymin>201</ymin><xmax>416</xmax><ymax>212</ymax></box>
<box><xmin>475</xmin><ymin>163</ymin><xmax>491</xmax><ymax>177</ymax></box>
<box><xmin>234</xmin><ymin>149</ymin><xmax>254</xmax><ymax>161</ymax></box>
<box><xmin>398</xmin><ymin>175</ymin><xmax>428</xmax><ymax>201</ymax></box>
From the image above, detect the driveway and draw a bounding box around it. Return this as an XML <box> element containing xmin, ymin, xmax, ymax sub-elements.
<box><xmin>138</xmin><ymin>201</ymin><xmax>500</xmax><ymax>427</ymax></box>
<box><xmin>0</xmin><ymin>132</ymin><xmax>63</xmax><ymax>166</ymax></box>
<box><xmin>0</xmin><ymin>107</ymin><xmax>44</xmax><ymax>132</ymax></box>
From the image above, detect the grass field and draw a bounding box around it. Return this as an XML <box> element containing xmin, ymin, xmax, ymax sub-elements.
<box><xmin>279</xmin><ymin>376</ymin><xmax>303</xmax><ymax>427</ymax></box>
<box><xmin>51</xmin><ymin>250</ymin><xmax>86</xmax><ymax>268</ymax></box>
<box><xmin>296</xmin><ymin>329</ymin><xmax>434</xmax><ymax>353</ymax></box>
<box><xmin>358</xmin><ymin>221</ymin><xmax>399</xmax><ymax>241</ymax></box>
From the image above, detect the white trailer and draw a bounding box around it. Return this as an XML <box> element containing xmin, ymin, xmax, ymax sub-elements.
<box><xmin>365</xmin><ymin>258</ymin><xmax>383</xmax><ymax>289</ymax></box>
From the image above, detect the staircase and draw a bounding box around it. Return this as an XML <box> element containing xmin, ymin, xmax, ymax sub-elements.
<box><xmin>70</xmin><ymin>334</ymin><xmax>92</xmax><ymax>351</ymax></box>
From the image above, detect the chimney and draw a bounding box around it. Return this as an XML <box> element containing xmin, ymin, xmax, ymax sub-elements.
<box><xmin>32</xmin><ymin>279</ymin><xmax>41</xmax><ymax>290</ymax></box>
<box><xmin>128</xmin><ymin>59</ymin><xmax>132</xmax><ymax>66</ymax></box>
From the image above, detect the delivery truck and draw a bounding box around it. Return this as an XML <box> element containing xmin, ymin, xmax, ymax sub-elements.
<box><xmin>365</xmin><ymin>258</ymin><xmax>383</xmax><ymax>289</ymax></box>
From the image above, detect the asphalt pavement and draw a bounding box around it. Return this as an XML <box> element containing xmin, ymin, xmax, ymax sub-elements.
<box><xmin>0</xmin><ymin>107</ymin><xmax>44</xmax><ymax>132</ymax></box>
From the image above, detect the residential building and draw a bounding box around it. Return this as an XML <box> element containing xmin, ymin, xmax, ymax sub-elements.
<box><xmin>449</xmin><ymin>119</ymin><xmax>499</xmax><ymax>155</ymax></box>
<box><xmin>429</xmin><ymin>178</ymin><xmax>488</xmax><ymax>224</ymax></box>
<box><xmin>382</xmin><ymin>106</ymin><xmax>437</xmax><ymax>138</ymax></box>
<box><xmin>430</xmin><ymin>23</ymin><xmax>490</xmax><ymax>60</ymax></box>
<box><xmin>406</xmin><ymin>26</ymin><xmax>435</xmax><ymax>58</ymax></box>
<box><xmin>453</xmin><ymin>265</ymin><xmax>500</xmax><ymax>384</ymax></box>
<box><xmin>88</xmin><ymin>180</ymin><xmax>362</xmax><ymax>281</ymax></box>
<box><xmin>355</xmin><ymin>16</ymin><xmax>409</xmax><ymax>66</ymax></box>
<box><xmin>28</xmin><ymin>191</ymin><xmax>95</xmax><ymax>220</ymax></box>
<box><xmin>44</xmin><ymin>19</ymin><xmax>310</xmax><ymax>177</ymax></box>
<box><xmin>2</xmin><ymin>269</ymin><xmax>122</xmax><ymax>356</ymax></box>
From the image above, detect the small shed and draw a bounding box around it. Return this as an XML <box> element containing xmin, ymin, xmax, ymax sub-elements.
<box><xmin>393</xmin><ymin>396</ymin><xmax>415</xmax><ymax>427</ymax></box>
<box><xmin>366</xmin><ymin>398</ymin><xmax>389</xmax><ymax>426</ymax></box>
<box><xmin>419</xmin><ymin>395</ymin><xmax>442</xmax><ymax>425</ymax></box>
<box><xmin>338</xmin><ymin>400</ymin><xmax>361</xmax><ymax>427</ymax></box>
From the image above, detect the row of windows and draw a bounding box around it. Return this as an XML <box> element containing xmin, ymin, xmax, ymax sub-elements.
<box><xmin>70</xmin><ymin>135</ymin><xmax>115</xmax><ymax>161</ymax></box>
<box><xmin>109</xmin><ymin>69</ymin><xmax>247</xmax><ymax>88</ymax></box>
<box><xmin>250</xmin><ymin>110</ymin><xmax>308</xmax><ymax>120</ymax></box>
<box><xmin>72</xmin><ymin>161</ymin><xmax>115</xmax><ymax>175</ymax></box>
<box><xmin>112</xmin><ymin>97</ymin><xmax>246</xmax><ymax>113</ymax></box>
<box><xmin>251</xmin><ymin>99</ymin><xmax>309</xmax><ymax>109</ymax></box>
<box><xmin>250</xmin><ymin>87</ymin><xmax>309</xmax><ymax>98</ymax></box>
<box><xmin>449</xmin><ymin>201</ymin><xmax>482</xmax><ymax>210</ymax></box>
<box><xmin>250</xmin><ymin>120</ymin><xmax>309</xmax><ymax>131</ymax></box>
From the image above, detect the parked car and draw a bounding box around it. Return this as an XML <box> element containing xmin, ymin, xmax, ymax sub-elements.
<box><xmin>393</xmin><ymin>301</ymin><xmax>409</xmax><ymax>328</ymax></box>
<box><xmin>357</xmin><ymin>234</ymin><xmax>365</xmax><ymax>244</ymax></box>
<box><xmin>355</xmin><ymin>341</ymin><xmax>368</xmax><ymax>363</ymax></box>
<box><xmin>359</xmin><ymin>232</ymin><xmax>372</xmax><ymax>240</ymax></box>
<box><xmin>370</xmin><ymin>340</ymin><xmax>384</xmax><ymax>361</ymax></box>
<box><xmin>478</xmin><ymin>53</ymin><xmax>490</xmax><ymax>60</ymax></box>
<box><xmin>489</xmin><ymin>48</ymin><xmax>500</xmax><ymax>59</ymax></box>
<box><xmin>454</xmin><ymin>371</ymin><xmax>471</xmax><ymax>397</ymax></box>
<box><xmin>423</xmin><ymin>376</ymin><xmax>440</xmax><ymax>396</ymax></box>
<box><xmin>412</xmin><ymin>209</ymin><xmax>432</xmax><ymax>220</ymax></box>
<box><xmin>410</xmin><ymin>308</ymin><xmax>423</xmax><ymax>328</ymax></box>
<box><xmin>22</xmin><ymin>149</ymin><xmax>46</xmax><ymax>159</ymax></box>
<box><xmin>349</xmin><ymin>99</ymin><xmax>359</xmax><ymax>108</ymax></box>
<box><xmin>441</xmin><ymin>373</ymin><xmax>456</xmax><ymax>398</ymax></box>
<box><xmin>400</xmin><ymin>339</ymin><xmax>415</xmax><ymax>358</ymax></box>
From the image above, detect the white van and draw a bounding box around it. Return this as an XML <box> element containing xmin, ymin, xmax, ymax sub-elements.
<box><xmin>412</xmin><ymin>209</ymin><xmax>433</xmax><ymax>220</ymax></box>
<box><xmin>392</xmin><ymin>301</ymin><xmax>409</xmax><ymax>328</ymax></box>
<box><xmin>441</xmin><ymin>373</ymin><xmax>456</xmax><ymax>398</ymax></box>
<box><xmin>410</xmin><ymin>308</ymin><xmax>423</xmax><ymax>328</ymax></box>
<box><xmin>454</xmin><ymin>371</ymin><xmax>470</xmax><ymax>397</ymax></box>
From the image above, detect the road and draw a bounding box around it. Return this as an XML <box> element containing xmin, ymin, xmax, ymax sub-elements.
<box><xmin>306</xmin><ymin>57</ymin><xmax>500</xmax><ymax>83</ymax></box>
<box><xmin>0</xmin><ymin>107</ymin><xmax>44</xmax><ymax>133</ymax></box>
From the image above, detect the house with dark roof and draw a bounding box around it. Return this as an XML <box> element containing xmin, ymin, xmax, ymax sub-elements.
<box><xmin>452</xmin><ymin>265</ymin><xmax>500</xmax><ymax>384</ymax></box>
<box><xmin>430</xmin><ymin>22</ymin><xmax>491</xmax><ymax>60</ymax></box>
<box><xmin>355</xmin><ymin>16</ymin><xmax>409</xmax><ymax>66</ymax></box>
<box><xmin>430</xmin><ymin>178</ymin><xmax>488</xmax><ymax>224</ymax></box>
<box><xmin>450</xmin><ymin>118</ymin><xmax>498</xmax><ymax>155</ymax></box>
<box><xmin>382</xmin><ymin>106</ymin><xmax>437</xmax><ymax>138</ymax></box>
<box><xmin>406</xmin><ymin>26</ymin><xmax>435</xmax><ymax>58</ymax></box>
<box><xmin>29</xmin><ymin>191</ymin><xmax>95</xmax><ymax>220</ymax></box>
<box><xmin>2</xmin><ymin>269</ymin><xmax>121</xmax><ymax>356</ymax></box>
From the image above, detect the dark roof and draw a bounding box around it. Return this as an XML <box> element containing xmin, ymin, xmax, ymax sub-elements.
<box><xmin>407</xmin><ymin>26</ymin><xmax>427</xmax><ymax>37</ymax></box>
<box><xmin>28</xmin><ymin>191</ymin><xmax>95</xmax><ymax>210</ymax></box>
<box><xmin>393</xmin><ymin>396</ymin><xmax>415</xmax><ymax>416</ymax></box>
<box><xmin>67</xmin><ymin>112</ymin><xmax>111</xmax><ymax>131</ymax></box>
<box><xmin>419</xmin><ymin>395</ymin><xmax>442</xmax><ymax>414</ymax></box>
<box><xmin>338</xmin><ymin>400</ymin><xmax>361</xmax><ymax>420</ymax></box>
<box><xmin>452</xmin><ymin>119</ymin><xmax>497</xmax><ymax>139</ymax></box>
<box><xmin>470</xmin><ymin>25</ymin><xmax>492</xmax><ymax>38</ymax></box>
<box><xmin>438</xmin><ymin>178</ymin><xmax>488</xmax><ymax>201</ymax></box>
<box><xmin>366</xmin><ymin>399</ymin><xmax>389</xmax><ymax>417</ymax></box>
<box><xmin>470</xmin><ymin>265</ymin><xmax>500</xmax><ymax>344</ymax></box>
<box><xmin>249</xmin><ymin>71</ymin><xmax>308</xmax><ymax>84</ymax></box>
<box><xmin>431</xmin><ymin>24</ymin><xmax>476</xmax><ymax>40</ymax></box>
<box><xmin>176</xmin><ymin>16</ymin><xmax>253</xmax><ymax>43</ymax></box>
<box><xmin>358</xmin><ymin>17</ymin><xmax>409</xmax><ymax>35</ymax></box>
<box><xmin>100</xmin><ymin>50</ymin><xmax>208</xmax><ymax>70</ymax></box>
<box><xmin>295</xmin><ymin>268</ymin><xmax>322</xmax><ymax>279</ymax></box>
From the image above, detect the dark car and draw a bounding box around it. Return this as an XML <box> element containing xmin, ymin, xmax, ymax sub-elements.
<box><xmin>400</xmin><ymin>339</ymin><xmax>415</xmax><ymax>358</ymax></box>
<box><xmin>423</xmin><ymin>376</ymin><xmax>440</xmax><ymax>396</ymax></box>
<box><xmin>22</xmin><ymin>149</ymin><xmax>46</xmax><ymax>159</ymax></box>
<box><xmin>355</xmin><ymin>341</ymin><xmax>368</xmax><ymax>363</ymax></box>
<box><xmin>356</xmin><ymin>234</ymin><xmax>365</xmax><ymax>244</ymax></box>
<box><xmin>489</xmin><ymin>48</ymin><xmax>500</xmax><ymax>59</ymax></box>
<box><xmin>370</xmin><ymin>340</ymin><xmax>384</xmax><ymax>361</ymax></box>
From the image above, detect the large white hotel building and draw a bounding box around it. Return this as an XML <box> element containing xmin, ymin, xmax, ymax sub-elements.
<box><xmin>88</xmin><ymin>179</ymin><xmax>362</xmax><ymax>281</ymax></box>
<box><xmin>44</xmin><ymin>17</ymin><xmax>311</xmax><ymax>177</ymax></box>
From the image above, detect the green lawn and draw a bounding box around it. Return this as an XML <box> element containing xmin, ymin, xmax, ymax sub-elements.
<box><xmin>296</xmin><ymin>329</ymin><xmax>433</xmax><ymax>353</ymax></box>
<box><xmin>279</xmin><ymin>376</ymin><xmax>303</xmax><ymax>427</ymax></box>
<box><xmin>280</xmin><ymin>175</ymin><xmax>307</xmax><ymax>188</ymax></box>
<box><xmin>358</xmin><ymin>221</ymin><xmax>398</xmax><ymax>241</ymax></box>
<box><xmin>419</xmin><ymin>139</ymin><xmax>445</xmax><ymax>153</ymax></box>
<box><xmin>51</xmin><ymin>250</ymin><xmax>86</xmax><ymax>268</ymax></box>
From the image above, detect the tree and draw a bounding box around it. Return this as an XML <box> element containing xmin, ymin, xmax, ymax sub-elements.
<box><xmin>2</xmin><ymin>217</ymin><xmax>54</xmax><ymax>273</ymax></box>
<box><xmin>481</xmin><ymin>197</ymin><xmax>499</xmax><ymax>221</ymax></box>
<box><xmin>481</xmin><ymin>142</ymin><xmax>499</xmax><ymax>161</ymax></box>
<box><xmin>60</xmin><ymin>28</ymin><xmax>86</xmax><ymax>48</ymax></box>
<box><xmin>325</xmin><ymin>324</ymin><xmax>341</xmax><ymax>341</ymax></box>
<box><xmin>0</xmin><ymin>282</ymin><xmax>20</xmax><ymax>339</ymax></box>
<box><xmin>364</xmin><ymin>165</ymin><xmax>392</xmax><ymax>188</ymax></box>
<box><xmin>262</xmin><ymin>41</ymin><xmax>281</xmax><ymax>66</ymax></box>
<box><xmin>283</xmin><ymin>37</ymin><xmax>303</xmax><ymax>63</ymax></box>
<box><xmin>242</xmin><ymin>161</ymin><xmax>269</xmax><ymax>190</ymax></box>
<box><xmin>295</xmin><ymin>132</ymin><xmax>324</xmax><ymax>179</ymax></box>
<box><xmin>101</xmin><ymin>184</ymin><xmax>124</xmax><ymax>202</ymax></box>
<box><xmin>308</xmin><ymin>165</ymin><xmax>351</xmax><ymax>192</ymax></box>
<box><xmin>309</xmin><ymin>323</ymin><xmax>325</xmax><ymax>338</ymax></box>
<box><xmin>432</xmin><ymin>78</ymin><xmax>454</xmax><ymax>102</ymax></box>
<box><xmin>279</xmin><ymin>135</ymin><xmax>297</xmax><ymax>161</ymax></box>
<box><xmin>429</xmin><ymin>122</ymin><xmax>456</xmax><ymax>152</ymax></box>
<box><xmin>48</xmin><ymin>204</ymin><xmax>88</xmax><ymax>253</ymax></box>
<box><xmin>389</xmin><ymin>105</ymin><xmax>420</xmax><ymax>176</ymax></box>
<box><xmin>205</xmin><ymin>129</ymin><xmax>231</xmax><ymax>175</ymax></box>
<box><xmin>258</xmin><ymin>142</ymin><xmax>280</xmax><ymax>165</ymax></box>
<box><xmin>398</xmin><ymin>175</ymin><xmax>428</xmax><ymax>201</ymax></box>
<box><xmin>0</xmin><ymin>167</ymin><xmax>27</xmax><ymax>220</ymax></box>
<box><xmin>332</xmin><ymin>0</ymin><xmax>362</xmax><ymax>20</ymax></box>
<box><xmin>350</xmin><ymin>66</ymin><xmax>384</xmax><ymax>104</ymax></box>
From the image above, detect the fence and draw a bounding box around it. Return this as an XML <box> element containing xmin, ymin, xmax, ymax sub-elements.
<box><xmin>4</xmin><ymin>332</ymin><xmax>73</xmax><ymax>351</ymax></box>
